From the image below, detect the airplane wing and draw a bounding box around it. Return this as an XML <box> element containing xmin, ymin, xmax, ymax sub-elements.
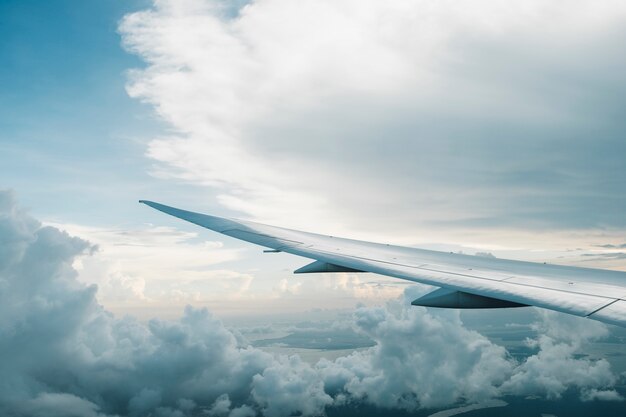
<box><xmin>139</xmin><ymin>200</ymin><xmax>626</xmax><ymax>327</ymax></box>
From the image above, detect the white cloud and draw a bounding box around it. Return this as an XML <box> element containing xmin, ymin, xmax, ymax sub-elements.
<box><xmin>252</xmin><ymin>355</ymin><xmax>333</xmax><ymax>417</ymax></box>
<box><xmin>208</xmin><ymin>394</ymin><xmax>231</xmax><ymax>416</ymax></box>
<box><xmin>20</xmin><ymin>393</ymin><xmax>108</xmax><ymax>417</ymax></box>
<box><xmin>119</xmin><ymin>0</ymin><xmax>626</xmax><ymax>250</ymax></box>
<box><xmin>580</xmin><ymin>388</ymin><xmax>624</xmax><ymax>402</ymax></box>
<box><xmin>500</xmin><ymin>311</ymin><xmax>619</xmax><ymax>399</ymax></box>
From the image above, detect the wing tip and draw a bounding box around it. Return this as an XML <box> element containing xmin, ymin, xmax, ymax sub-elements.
<box><xmin>139</xmin><ymin>200</ymin><xmax>172</xmax><ymax>213</ymax></box>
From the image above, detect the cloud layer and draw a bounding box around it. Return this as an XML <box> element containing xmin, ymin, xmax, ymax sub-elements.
<box><xmin>119</xmin><ymin>0</ymin><xmax>626</xmax><ymax>243</ymax></box>
<box><xmin>0</xmin><ymin>190</ymin><xmax>622</xmax><ymax>417</ymax></box>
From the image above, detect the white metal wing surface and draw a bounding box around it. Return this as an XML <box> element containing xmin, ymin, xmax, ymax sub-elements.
<box><xmin>140</xmin><ymin>200</ymin><xmax>626</xmax><ymax>327</ymax></box>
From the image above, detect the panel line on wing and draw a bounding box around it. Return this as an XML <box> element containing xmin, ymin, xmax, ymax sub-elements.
<box><xmin>585</xmin><ymin>298</ymin><xmax>621</xmax><ymax>317</ymax></box>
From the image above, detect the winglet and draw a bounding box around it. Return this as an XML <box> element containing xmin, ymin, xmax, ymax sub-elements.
<box><xmin>139</xmin><ymin>199</ymin><xmax>158</xmax><ymax>207</ymax></box>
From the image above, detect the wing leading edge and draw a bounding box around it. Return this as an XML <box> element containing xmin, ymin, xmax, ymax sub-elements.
<box><xmin>139</xmin><ymin>200</ymin><xmax>626</xmax><ymax>327</ymax></box>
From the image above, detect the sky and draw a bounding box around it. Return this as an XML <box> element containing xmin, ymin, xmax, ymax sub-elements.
<box><xmin>1</xmin><ymin>0</ymin><xmax>626</xmax><ymax>416</ymax></box>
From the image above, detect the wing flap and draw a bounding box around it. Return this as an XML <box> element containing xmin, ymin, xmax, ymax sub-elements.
<box><xmin>411</xmin><ymin>287</ymin><xmax>527</xmax><ymax>308</ymax></box>
<box><xmin>294</xmin><ymin>260</ymin><xmax>365</xmax><ymax>274</ymax></box>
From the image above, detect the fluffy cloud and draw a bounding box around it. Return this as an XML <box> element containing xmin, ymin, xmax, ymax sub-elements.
<box><xmin>119</xmin><ymin>0</ymin><xmax>626</xmax><ymax>247</ymax></box>
<box><xmin>19</xmin><ymin>393</ymin><xmax>108</xmax><ymax>417</ymax></box>
<box><xmin>0</xmin><ymin>190</ymin><xmax>622</xmax><ymax>417</ymax></box>
<box><xmin>500</xmin><ymin>311</ymin><xmax>620</xmax><ymax>399</ymax></box>
<box><xmin>0</xmin><ymin>190</ymin><xmax>268</xmax><ymax>416</ymax></box>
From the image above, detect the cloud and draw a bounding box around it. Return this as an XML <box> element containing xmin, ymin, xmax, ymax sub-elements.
<box><xmin>499</xmin><ymin>311</ymin><xmax>619</xmax><ymax>399</ymax></box>
<box><xmin>253</xmin><ymin>356</ymin><xmax>333</xmax><ymax>417</ymax></box>
<box><xmin>582</xmin><ymin>252</ymin><xmax>626</xmax><ymax>260</ymax></box>
<box><xmin>595</xmin><ymin>243</ymin><xmax>626</xmax><ymax>249</ymax></box>
<box><xmin>317</xmin><ymin>305</ymin><xmax>513</xmax><ymax>409</ymax></box>
<box><xmin>119</xmin><ymin>0</ymin><xmax>626</xmax><ymax>242</ymax></box>
<box><xmin>581</xmin><ymin>388</ymin><xmax>625</xmax><ymax>402</ymax></box>
<box><xmin>0</xmin><ymin>190</ymin><xmax>269</xmax><ymax>416</ymax></box>
<box><xmin>19</xmin><ymin>393</ymin><xmax>108</xmax><ymax>417</ymax></box>
<box><xmin>0</xmin><ymin>189</ymin><xmax>622</xmax><ymax>416</ymax></box>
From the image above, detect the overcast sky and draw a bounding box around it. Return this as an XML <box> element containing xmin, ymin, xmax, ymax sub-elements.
<box><xmin>1</xmin><ymin>1</ymin><xmax>626</xmax><ymax>415</ymax></box>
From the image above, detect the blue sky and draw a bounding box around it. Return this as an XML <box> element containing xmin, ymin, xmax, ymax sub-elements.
<box><xmin>0</xmin><ymin>0</ymin><xmax>145</xmax><ymax>220</ymax></box>
<box><xmin>1</xmin><ymin>1</ymin><xmax>626</xmax><ymax>415</ymax></box>
<box><xmin>0</xmin><ymin>0</ymin><xmax>209</xmax><ymax>225</ymax></box>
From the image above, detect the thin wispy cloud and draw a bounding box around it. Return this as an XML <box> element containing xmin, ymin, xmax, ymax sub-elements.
<box><xmin>595</xmin><ymin>243</ymin><xmax>626</xmax><ymax>249</ymax></box>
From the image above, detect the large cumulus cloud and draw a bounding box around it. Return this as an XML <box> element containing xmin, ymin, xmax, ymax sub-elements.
<box><xmin>0</xmin><ymin>190</ymin><xmax>268</xmax><ymax>416</ymax></box>
<box><xmin>0</xmin><ymin>190</ymin><xmax>622</xmax><ymax>417</ymax></box>
<box><xmin>119</xmin><ymin>0</ymin><xmax>626</xmax><ymax>242</ymax></box>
